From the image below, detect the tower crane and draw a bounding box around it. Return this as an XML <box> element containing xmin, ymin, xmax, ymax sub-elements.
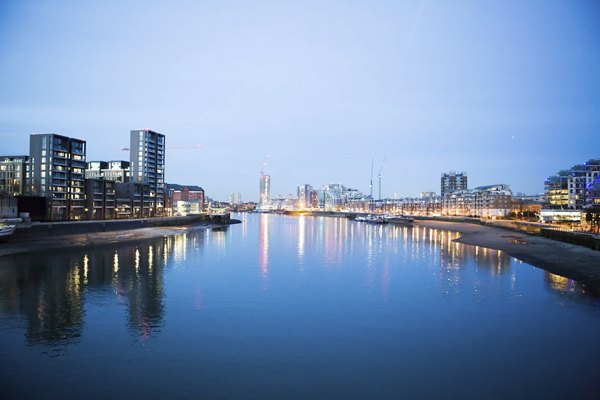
<box><xmin>369</xmin><ymin>158</ymin><xmax>374</xmax><ymax>199</ymax></box>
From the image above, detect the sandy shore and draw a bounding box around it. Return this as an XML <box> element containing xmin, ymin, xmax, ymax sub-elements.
<box><xmin>0</xmin><ymin>224</ymin><xmax>210</xmax><ymax>258</ymax></box>
<box><xmin>416</xmin><ymin>220</ymin><xmax>600</xmax><ymax>287</ymax></box>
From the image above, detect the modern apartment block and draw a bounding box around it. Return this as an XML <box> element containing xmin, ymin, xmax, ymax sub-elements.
<box><xmin>0</xmin><ymin>155</ymin><xmax>29</xmax><ymax>196</ymax></box>
<box><xmin>567</xmin><ymin>160</ymin><xmax>600</xmax><ymax>208</ymax></box>
<box><xmin>544</xmin><ymin>160</ymin><xmax>600</xmax><ymax>209</ymax></box>
<box><xmin>28</xmin><ymin>134</ymin><xmax>86</xmax><ymax>220</ymax></box>
<box><xmin>130</xmin><ymin>129</ymin><xmax>165</xmax><ymax>216</ymax></box>
<box><xmin>84</xmin><ymin>160</ymin><xmax>135</xmax><ymax>220</ymax></box>
<box><xmin>115</xmin><ymin>181</ymin><xmax>151</xmax><ymax>219</ymax></box>
<box><xmin>85</xmin><ymin>178</ymin><xmax>116</xmax><ymax>220</ymax></box>
<box><xmin>442</xmin><ymin>184</ymin><xmax>512</xmax><ymax>218</ymax></box>
<box><xmin>441</xmin><ymin>172</ymin><xmax>468</xmax><ymax>197</ymax></box>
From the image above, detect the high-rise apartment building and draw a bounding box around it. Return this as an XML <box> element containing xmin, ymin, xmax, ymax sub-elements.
<box><xmin>297</xmin><ymin>184</ymin><xmax>313</xmax><ymax>209</ymax></box>
<box><xmin>0</xmin><ymin>155</ymin><xmax>29</xmax><ymax>196</ymax></box>
<box><xmin>259</xmin><ymin>174</ymin><xmax>270</xmax><ymax>209</ymax></box>
<box><xmin>441</xmin><ymin>172</ymin><xmax>468</xmax><ymax>196</ymax></box>
<box><xmin>28</xmin><ymin>134</ymin><xmax>86</xmax><ymax>220</ymax></box>
<box><xmin>228</xmin><ymin>193</ymin><xmax>242</xmax><ymax>205</ymax></box>
<box><xmin>130</xmin><ymin>129</ymin><xmax>165</xmax><ymax>216</ymax></box>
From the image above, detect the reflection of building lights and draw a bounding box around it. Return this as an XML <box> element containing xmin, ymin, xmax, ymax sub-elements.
<box><xmin>297</xmin><ymin>215</ymin><xmax>305</xmax><ymax>263</ymax></box>
<box><xmin>545</xmin><ymin>272</ymin><xmax>573</xmax><ymax>292</ymax></box>
<box><xmin>135</xmin><ymin>248</ymin><xmax>140</xmax><ymax>275</ymax></box>
<box><xmin>174</xmin><ymin>234</ymin><xmax>187</xmax><ymax>262</ymax></box>
<box><xmin>163</xmin><ymin>239</ymin><xmax>170</xmax><ymax>266</ymax></box>
<box><xmin>259</xmin><ymin>214</ymin><xmax>269</xmax><ymax>278</ymax></box>
<box><xmin>83</xmin><ymin>254</ymin><xmax>89</xmax><ymax>285</ymax></box>
<box><xmin>148</xmin><ymin>245</ymin><xmax>154</xmax><ymax>272</ymax></box>
<box><xmin>113</xmin><ymin>251</ymin><xmax>119</xmax><ymax>274</ymax></box>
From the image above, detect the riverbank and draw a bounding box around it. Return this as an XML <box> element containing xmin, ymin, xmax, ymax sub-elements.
<box><xmin>415</xmin><ymin>220</ymin><xmax>600</xmax><ymax>287</ymax></box>
<box><xmin>0</xmin><ymin>219</ymin><xmax>241</xmax><ymax>257</ymax></box>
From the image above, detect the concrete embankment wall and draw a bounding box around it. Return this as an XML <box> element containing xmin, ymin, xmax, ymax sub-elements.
<box><xmin>541</xmin><ymin>228</ymin><xmax>600</xmax><ymax>251</ymax></box>
<box><xmin>13</xmin><ymin>215</ymin><xmax>212</xmax><ymax>239</ymax></box>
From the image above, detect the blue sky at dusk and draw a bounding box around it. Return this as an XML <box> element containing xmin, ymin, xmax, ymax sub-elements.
<box><xmin>1</xmin><ymin>0</ymin><xmax>599</xmax><ymax>201</ymax></box>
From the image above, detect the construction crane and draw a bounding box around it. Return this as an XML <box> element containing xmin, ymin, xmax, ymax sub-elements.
<box><xmin>121</xmin><ymin>144</ymin><xmax>203</xmax><ymax>151</ymax></box>
<box><xmin>369</xmin><ymin>158</ymin><xmax>374</xmax><ymax>199</ymax></box>
<box><xmin>377</xmin><ymin>153</ymin><xmax>387</xmax><ymax>201</ymax></box>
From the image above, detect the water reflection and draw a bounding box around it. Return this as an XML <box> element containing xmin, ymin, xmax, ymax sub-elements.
<box><xmin>543</xmin><ymin>271</ymin><xmax>596</xmax><ymax>299</ymax></box>
<box><xmin>0</xmin><ymin>228</ymin><xmax>209</xmax><ymax>347</ymax></box>
<box><xmin>259</xmin><ymin>214</ymin><xmax>269</xmax><ymax>279</ymax></box>
<box><xmin>0</xmin><ymin>216</ymin><xmax>596</xmax><ymax>353</ymax></box>
<box><xmin>284</xmin><ymin>217</ymin><xmax>594</xmax><ymax>299</ymax></box>
<box><xmin>0</xmin><ymin>253</ymin><xmax>85</xmax><ymax>347</ymax></box>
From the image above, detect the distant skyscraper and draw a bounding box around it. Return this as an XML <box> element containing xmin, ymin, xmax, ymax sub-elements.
<box><xmin>228</xmin><ymin>192</ymin><xmax>242</xmax><ymax>205</ymax></box>
<box><xmin>441</xmin><ymin>172</ymin><xmax>468</xmax><ymax>197</ymax></box>
<box><xmin>259</xmin><ymin>174</ymin><xmax>270</xmax><ymax>208</ymax></box>
<box><xmin>297</xmin><ymin>184</ymin><xmax>313</xmax><ymax>209</ymax></box>
<box><xmin>130</xmin><ymin>129</ymin><xmax>165</xmax><ymax>216</ymax></box>
<box><xmin>28</xmin><ymin>133</ymin><xmax>86</xmax><ymax>220</ymax></box>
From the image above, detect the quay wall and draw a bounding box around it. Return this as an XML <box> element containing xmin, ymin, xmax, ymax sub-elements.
<box><xmin>12</xmin><ymin>215</ymin><xmax>212</xmax><ymax>239</ymax></box>
<box><xmin>540</xmin><ymin>228</ymin><xmax>600</xmax><ymax>251</ymax></box>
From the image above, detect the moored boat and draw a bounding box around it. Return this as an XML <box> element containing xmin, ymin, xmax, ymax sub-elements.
<box><xmin>0</xmin><ymin>224</ymin><xmax>16</xmax><ymax>242</ymax></box>
<box><xmin>355</xmin><ymin>214</ymin><xmax>388</xmax><ymax>224</ymax></box>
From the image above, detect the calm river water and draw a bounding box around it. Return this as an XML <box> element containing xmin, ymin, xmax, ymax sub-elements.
<box><xmin>1</xmin><ymin>213</ymin><xmax>599</xmax><ymax>399</ymax></box>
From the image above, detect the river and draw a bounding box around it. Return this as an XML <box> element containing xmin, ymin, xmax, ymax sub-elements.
<box><xmin>1</xmin><ymin>213</ymin><xmax>599</xmax><ymax>399</ymax></box>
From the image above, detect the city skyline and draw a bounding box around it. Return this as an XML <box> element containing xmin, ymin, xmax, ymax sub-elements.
<box><xmin>1</xmin><ymin>1</ymin><xmax>599</xmax><ymax>201</ymax></box>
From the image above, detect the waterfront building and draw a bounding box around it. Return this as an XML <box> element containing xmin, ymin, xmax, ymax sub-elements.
<box><xmin>0</xmin><ymin>193</ymin><xmax>18</xmax><ymax>218</ymax></box>
<box><xmin>567</xmin><ymin>160</ymin><xmax>600</xmax><ymax>208</ymax></box>
<box><xmin>542</xmin><ymin>159</ymin><xmax>600</xmax><ymax>223</ymax></box>
<box><xmin>322</xmin><ymin>184</ymin><xmax>345</xmax><ymax>210</ymax></box>
<box><xmin>473</xmin><ymin>184</ymin><xmax>513</xmax><ymax>218</ymax></box>
<box><xmin>588</xmin><ymin>176</ymin><xmax>600</xmax><ymax>206</ymax></box>
<box><xmin>259</xmin><ymin>174</ymin><xmax>270</xmax><ymax>209</ymax></box>
<box><xmin>544</xmin><ymin>160</ymin><xmax>600</xmax><ymax>209</ymax></box>
<box><xmin>27</xmin><ymin>134</ymin><xmax>86</xmax><ymax>221</ymax></box>
<box><xmin>115</xmin><ymin>181</ymin><xmax>151</xmax><ymax>219</ymax></box>
<box><xmin>84</xmin><ymin>178</ymin><xmax>116</xmax><ymax>220</ymax></box>
<box><xmin>297</xmin><ymin>184</ymin><xmax>313</xmax><ymax>209</ymax></box>
<box><xmin>544</xmin><ymin>171</ymin><xmax>569</xmax><ymax>208</ymax></box>
<box><xmin>511</xmin><ymin>194</ymin><xmax>544</xmax><ymax>221</ymax></box>
<box><xmin>84</xmin><ymin>160</ymin><xmax>132</xmax><ymax>220</ymax></box>
<box><xmin>441</xmin><ymin>171</ymin><xmax>467</xmax><ymax>197</ymax></box>
<box><xmin>130</xmin><ymin>129</ymin><xmax>165</xmax><ymax>217</ymax></box>
<box><xmin>442</xmin><ymin>189</ymin><xmax>476</xmax><ymax>216</ymax></box>
<box><xmin>166</xmin><ymin>184</ymin><xmax>205</xmax><ymax>216</ymax></box>
<box><xmin>442</xmin><ymin>184</ymin><xmax>512</xmax><ymax>218</ymax></box>
<box><xmin>173</xmin><ymin>200</ymin><xmax>203</xmax><ymax>215</ymax></box>
<box><xmin>0</xmin><ymin>155</ymin><xmax>29</xmax><ymax>196</ymax></box>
